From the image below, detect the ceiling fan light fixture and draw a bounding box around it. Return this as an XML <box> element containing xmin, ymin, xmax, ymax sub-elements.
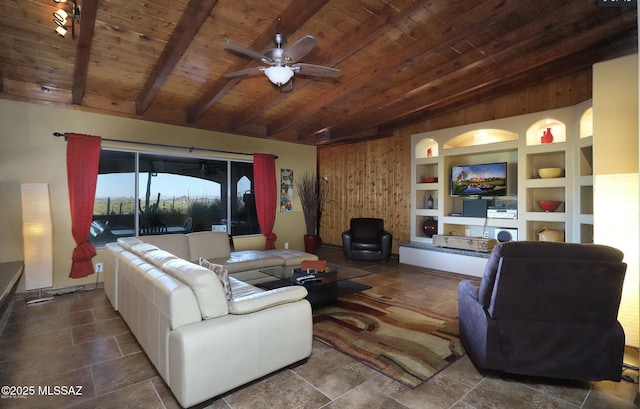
<box><xmin>264</xmin><ymin>66</ymin><xmax>294</xmax><ymax>86</ymax></box>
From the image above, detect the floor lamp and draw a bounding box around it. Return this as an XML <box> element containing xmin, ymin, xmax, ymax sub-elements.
<box><xmin>21</xmin><ymin>183</ymin><xmax>55</xmax><ymax>305</ymax></box>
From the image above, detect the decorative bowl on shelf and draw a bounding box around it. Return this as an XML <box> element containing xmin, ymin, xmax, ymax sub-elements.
<box><xmin>423</xmin><ymin>176</ymin><xmax>437</xmax><ymax>183</ymax></box>
<box><xmin>538</xmin><ymin>167</ymin><xmax>563</xmax><ymax>178</ymax></box>
<box><xmin>537</xmin><ymin>200</ymin><xmax>562</xmax><ymax>212</ymax></box>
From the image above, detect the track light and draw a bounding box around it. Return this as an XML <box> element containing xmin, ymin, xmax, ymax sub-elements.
<box><xmin>52</xmin><ymin>0</ymin><xmax>80</xmax><ymax>39</ymax></box>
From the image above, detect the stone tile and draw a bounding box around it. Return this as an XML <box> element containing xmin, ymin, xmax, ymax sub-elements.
<box><xmin>437</xmin><ymin>356</ymin><xmax>486</xmax><ymax>388</ymax></box>
<box><xmin>369</xmin><ymin>368</ymin><xmax>476</xmax><ymax>409</ymax></box>
<box><xmin>150</xmin><ymin>376</ymin><xmax>182</xmax><ymax>409</ymax></box>
<box><xmin>292</xmin><ymin>347</ymin><xmax>379</xmax><ymax>400</ymax></box>
<box><xmin>20</xmin><ymin>310</ymin><xmax>96</xmax><ymax>336</ymax></box>
<box><xmin>0</xmin><ymin>327</ymin><xmax>72</xmax><ymax>363</ymax></box>
<box><xmin>2</xmin><ymin>336</ymin><xmax>118</xmax><ymax>383</ymax></box>
<box><xmin>591</xmin><ymin>378</ymin><xmax>640</xmax><ymax>403</ymax></box>
<box><xmin>517</xmin><ymin>376</ymin><xmax>590</xmax><ymax>407</ymax></box>
<box><xmin>92</xmin><ymin>304</ymin><xmax>120</xmax><ymax>321</ymax></box>
<box><xmin>115</xmin><ymin>332</ymin><xmax>143</xmax><ymax>355</ymax></box>
<box><xmin>325</xmin><ymin>383</ymin><xmax>410</xmax><ymax>409</ymax></box>
<box><xmin>460</xmin><ymin>376</ymin><xmax>579</xmax><ymax>409</ymax></box>
<box><xmin>72</xmin><ymin>317</ymin><xmax>129</xmax><ymax>344</ymax></box>
<box><xmin>91</xmin><ymin>351</ymin><xmax>158</xmax><ymax>396</ymax></box>
<box><xmin>224</xmin><ymin>370</ymin><xmax>330</xmax><ymax>409</ymax></box>
<box><xmin>0</xmin><ymin>366</ymin><xmax>96</xmax><ymax>409</ymax></box>
<box><xmin>583</xmin><ymin>389</ymin><xmax>639</xmax><ymax>409</ymax></box>
<box><xmin>68</xmin><ymin>380</ymin><xmax>165</xmax><ymax>409</ymax></box>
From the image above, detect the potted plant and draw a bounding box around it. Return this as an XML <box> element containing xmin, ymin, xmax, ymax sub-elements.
<box><xmin>296</xmin><ymin>171</ymin><xmax>327</xmax><ymax>254</ymax></box>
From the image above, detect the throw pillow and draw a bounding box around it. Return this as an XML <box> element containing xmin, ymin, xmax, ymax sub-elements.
<box><xmin>199</xmin><ymin>257</ymin><xmax>233</xmax><ymax>300</ymax></box>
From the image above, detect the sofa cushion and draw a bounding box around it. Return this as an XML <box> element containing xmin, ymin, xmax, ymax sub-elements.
<box><xmin>143</xmin><ymin>249</ymin><xmax>179</xmax><ymax>268</ymax></box>
<box><xmin>219</xmin><ymin>251</ymin><xmax>285</xmax><ymax>273</ymax></box>
<box><xmin>267</xmin><ymin>250</ymin><xmax>319</xmax><ymax>266</ymax></box>
<box><xmin>141</xmin><ymin>234</ymin><xmax>190</xmax><ymax>260</ymax></box>
<box><xmin>117</xmin><ymin>237</ymin><xmax>144</xmax><ymax>250</ymax></box>
<box><xmin>162</xmin><ymin>259</ymin><xmax>229</xmax><ymax>319</ymax></box>
<box><xmin>199</xmin><ymin>258</ymin><xmax>233</xmax><ymax>300</ymax></box>
<box><xmin>228</xmin><ymin>277</ymin><xmax>264</xmax><ymax>298</ymax></box>
<box><xmin>186</xmin><ymin>231</ymin><xmax>231</xmax><ymax>262</ymax></box>
<box><xmin>228</xmin><ymin>286</ymin><xmax>308</xmax><ymax>315</ymax></box>
<box><xmin>130</xmin><ymin>243</ymin><xmax>160</xmax><ymax>257</ymax></box>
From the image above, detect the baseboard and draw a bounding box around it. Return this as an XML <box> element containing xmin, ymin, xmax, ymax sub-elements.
<box><xmin>14</xmin><ymin>282</ymin><xmax>104</xmax><ymax>300</ymax></box>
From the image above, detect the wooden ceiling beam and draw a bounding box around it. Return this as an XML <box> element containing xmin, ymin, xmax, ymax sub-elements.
<box><xmin>326</xmin><ymin>21</ymin><xmax>637</xmax><ymax>142</ymax></box>
<box><xmin>271</xmin><ymin>0</ymin><xmax>529</xmax><ymax>140</ymax></box>
<box><xmin>229</xmin><ymin>0</ymin><xmax>429</xmax><ymax>131</ymax></box>
<box><xmin>71</xmin><ymin>0</ymin><xmax>99</xmax><ymax>105</ymax></box>
<box><xmin>298</xmin><ymin>1</ymin><xmax>632</xmax><ymax>140</ymax></box>
<box><xmin>186</xmin><ymin>0</ymin><xmax>330</xmax><ymax>123</ymax></box>
<box><xmin>135</xmin><ymin>0</ymin><xmax>219</xmax><ymax>115</ymax></box>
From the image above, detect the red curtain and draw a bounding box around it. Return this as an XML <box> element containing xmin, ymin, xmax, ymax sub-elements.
<box><xmin>66</xmin><ymin>133</ymin><xmax>102</xmax><ymax>278</ymax></box>
<box><xmin>253</xmin><ymin>154</ymin><xmax>278</xmax><ymax>250</ymax></box>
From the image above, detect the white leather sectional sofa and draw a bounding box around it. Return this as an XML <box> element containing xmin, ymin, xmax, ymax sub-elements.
<box><xmin>104</xmin><ymin>231</ymin><xmax>318</xmax><ymax>311</ymax></box>
<box><xmin>102</xmin><ymin>232</ymin><xmax>316</xmax><ymax>407</ymax></box>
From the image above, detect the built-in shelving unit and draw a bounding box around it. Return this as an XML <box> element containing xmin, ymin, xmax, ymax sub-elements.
<box><xmin>402</xmin><ymin>101</ymin><xmax>594</xmax><ymax>275</ymax></box>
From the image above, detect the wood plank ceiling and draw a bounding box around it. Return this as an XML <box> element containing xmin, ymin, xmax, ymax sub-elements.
<box><xmin>1</xmin><ymin>0</ymin><xmax>637</xmax><ymax>145</ymax></box>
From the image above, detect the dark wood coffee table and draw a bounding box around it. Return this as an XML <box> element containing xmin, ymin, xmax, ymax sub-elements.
<box><xmin>259</xmin><ymin>263</ymin><xmax>371</xmax><ymax>308</ymax></box>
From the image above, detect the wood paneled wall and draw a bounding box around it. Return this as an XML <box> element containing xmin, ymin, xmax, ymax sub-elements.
<box><xmin>318</xmin><ymin>68</ymin><xmax>592</xmax><ymax>253</ymax></box>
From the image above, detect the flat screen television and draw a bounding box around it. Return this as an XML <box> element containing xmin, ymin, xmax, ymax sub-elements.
<box><xmin>451</xmin><ymin>162</ymin><xmax>508</xmax><ymax>197</ymax></box>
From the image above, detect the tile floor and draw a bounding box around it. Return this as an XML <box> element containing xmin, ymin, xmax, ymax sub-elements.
<box><xmin>0</xmin><ymin>246</ymin><xmax>638</xmax><ymax>409</ymax></box>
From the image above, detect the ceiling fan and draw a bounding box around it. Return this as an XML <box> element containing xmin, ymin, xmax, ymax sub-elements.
<box><xmin>222</xmin><ymin>34</ymin><xmax>341</xmax><ymax>88</ymax></box>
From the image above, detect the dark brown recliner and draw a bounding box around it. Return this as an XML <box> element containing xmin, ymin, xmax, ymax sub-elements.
<box><xmin>342</xmin><ymin>218</ymin><xmax>392</xmax><ymax>261</ymax></box>
<box><xmin>458</xmin><ymin>241</ymin><xmax>627</xmax><ymax>381</ymax></box>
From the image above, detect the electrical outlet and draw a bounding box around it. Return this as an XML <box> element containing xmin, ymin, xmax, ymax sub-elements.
<box><xmin>284</xmin><ymin>242</ymin><xmax>289</xmax><ymax>249</ymax></box>
<box><xmin>483</xmin><ymin>231</ymin><xmax>489</xmax><ymax>238</ymax></box>
<box><xmin>95</xmin><ymin>263</ymin><xmax>103</xmax><ymax>273</ymax></box>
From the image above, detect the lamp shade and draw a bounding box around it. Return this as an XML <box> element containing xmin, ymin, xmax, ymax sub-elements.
<box><xmin>21</xmin><ymin>183</ymin><xmax>53</xmax><ymax>291</ymax></box>
<box><xmin>264</xmin><ymin>66</ymin><xmax>294</xmax><ymax>86</ymax></box>
<box><xmin>53</xmin><ymin>9</ymin><xmax>68</xmax><ymax>24</ymax></box>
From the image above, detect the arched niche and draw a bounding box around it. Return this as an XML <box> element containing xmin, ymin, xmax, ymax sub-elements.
<box><xmin>580</xmin><ymin>107</ymin><xmax>593</xmax><ymax>138</ymax></box>
<box><xmin>526</xmin><ymin>119</ymin><xmax>566</xmax><ymax>146</ymax></box>
<box><xmin>443</xmin><ymin>129</ymin><xmax>518</xmax><ymax>149</ymax></box>
<box><xmin>415</xmin><ymin>138</ymin><xmax>438</xmax><ymax>159</ymax></box>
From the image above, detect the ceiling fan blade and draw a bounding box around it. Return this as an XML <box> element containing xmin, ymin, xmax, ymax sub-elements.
<box><xmin>282</xmin><ymin>35</ymin><xmax>317</xmax><ymax>63</ymax></box>
<box><xmin>293</xmin><ymin>63</ymin><xmax>341</xmax><ymax>78</ymax></box>
<box><xmin>222</xmin><ymin>39</ymin><xmax>271</xmax><ymax>63</ymax></box>
<box><xmin>223</xmin><ymin>67</ymin><xmax>264</xmax><ymax>78</ymax></box>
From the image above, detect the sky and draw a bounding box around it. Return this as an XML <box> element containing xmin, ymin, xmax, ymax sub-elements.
<box><xmin>95</xmin><ymin>173</ymin><xmax>222</xmax><ymax>199</ymax></box>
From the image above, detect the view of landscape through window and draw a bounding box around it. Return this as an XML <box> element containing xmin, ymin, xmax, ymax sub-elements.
<box><xmin>89</xmin><ymin>150</ymin><xmax>260</xmax><ymax>246</ymax></box>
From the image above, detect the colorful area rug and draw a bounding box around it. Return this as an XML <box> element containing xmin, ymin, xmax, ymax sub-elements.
<box><xmin>313</xmin><ymin>291</ymin><xmax>464</xmax><ymax>388</ymax></box>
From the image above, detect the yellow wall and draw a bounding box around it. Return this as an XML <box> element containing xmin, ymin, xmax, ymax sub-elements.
<box><xmin>593</xmin><ymin>54</ymin><xmax>639</xmax><ymax>347</ymax></box>
<box><xmin>0</xmin><ymin>99</ymin><xmax>315</xmax><ymax>291</ymax></box>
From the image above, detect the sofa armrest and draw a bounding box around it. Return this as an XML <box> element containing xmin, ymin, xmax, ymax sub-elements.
<box><xmin>229</xmin><ymin>286</ymin><xmax>308</xmax><ymax>315</ymax></box>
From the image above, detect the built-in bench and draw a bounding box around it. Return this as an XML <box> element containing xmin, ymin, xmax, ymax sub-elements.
<box><xmin>0</xmin><ymin>261</ymin><xmax>24</xmax><ymax>333</ymax></box>
<box><xmin>399</xmin><ymin>241</ymin><xmax>489</xmax><ymax>277</ymax></box>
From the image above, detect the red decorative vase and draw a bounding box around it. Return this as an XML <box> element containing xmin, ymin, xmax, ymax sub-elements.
<box><xmin>541</xmin><ymin>127</ymin><xmax>554</xmax><ymax>144</ymax></box>
<box><xmin>303</xmin><ymin>234</ymin><xmax>319</xmax><ymax>254</ymax></box>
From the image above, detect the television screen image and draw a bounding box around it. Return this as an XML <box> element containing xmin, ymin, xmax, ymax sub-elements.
<box><xmin>451</xmin><ymin>162</ymin><xmax>508</xmax><ymax>196</ymax></box>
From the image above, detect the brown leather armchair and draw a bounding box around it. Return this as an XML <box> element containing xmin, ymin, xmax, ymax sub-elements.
<box><xmin>342</xmin><ymin>218</ymin><xmax>392</xmax><ymax>261</ymax></box>
<box><xmin>458</xmin><ymin>241</ymin><xmax>627</xmax><ymax>381</ymax></box>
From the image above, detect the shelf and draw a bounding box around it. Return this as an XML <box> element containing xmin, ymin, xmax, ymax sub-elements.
<box><xmin>525</xmin><ymin>149</ymin><xmax>566</xmax><ymax>180</ymax></box>
<box><xmin>579</xmin><ymin>145</ymin><xmax>593</xmax><ymax>177</ymax></box>
<box><xmin>415</xmin><ymin>162</ymin><xmax>438</xmax><ymax>184</ymax></box>
<box><xmin>526</xmin><ymin>221</ymin><xmax>566</xmax><ymax>241</ymax></box>
<box><xmin>410</xmin><ymin>102</ymin><xmax>592</xmax><ymax>252</ymax></box>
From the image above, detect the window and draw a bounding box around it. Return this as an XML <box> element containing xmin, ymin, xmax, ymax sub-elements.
<box><xmin>89</xmin><ymin>150</ymin><xmax>260</xmax><ymax>246</ymax></box>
